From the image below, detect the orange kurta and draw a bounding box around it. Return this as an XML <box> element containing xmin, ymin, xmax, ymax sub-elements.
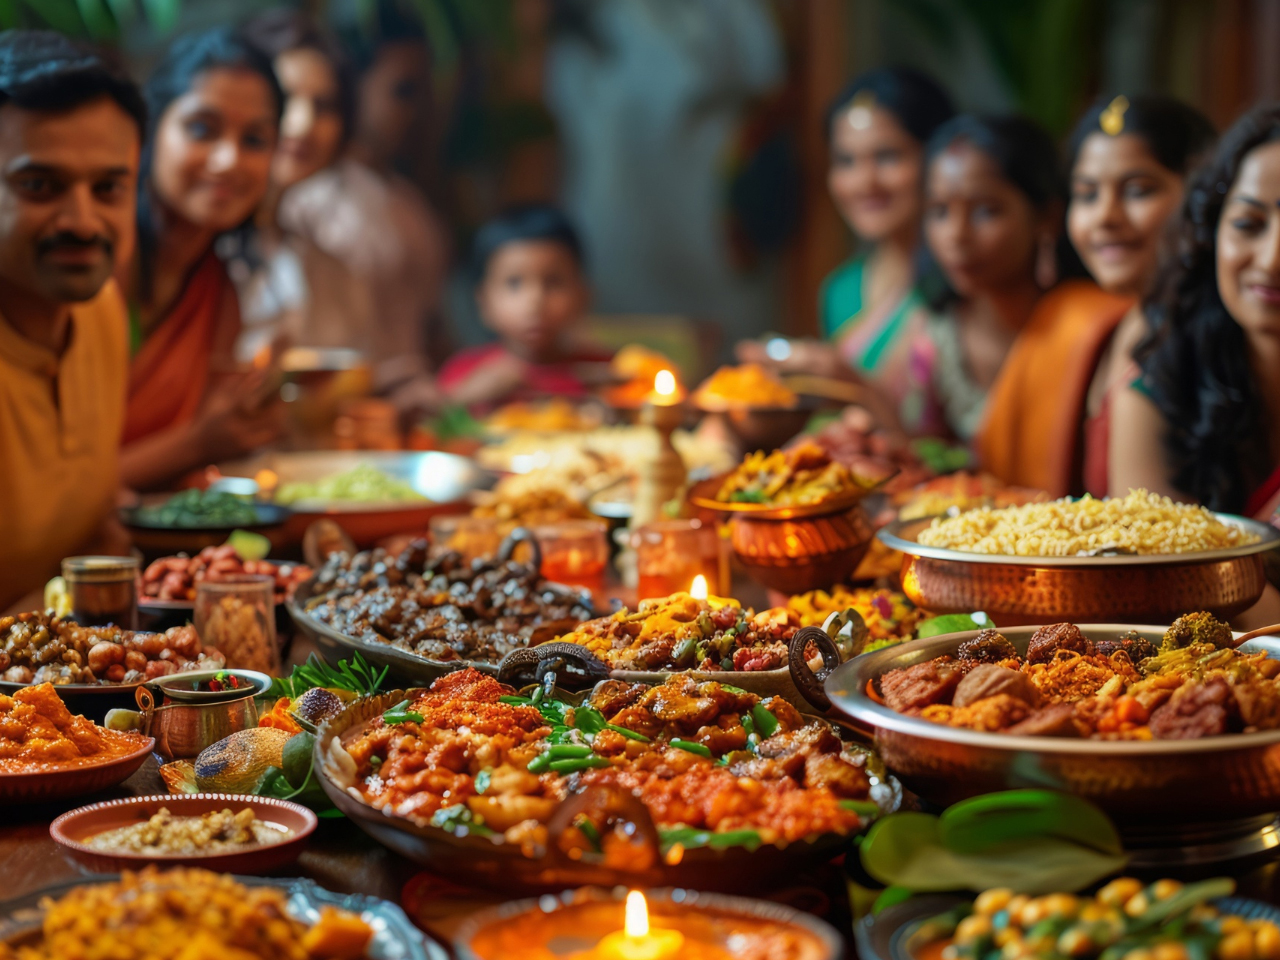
<box><xmin>122</xmin><ymin>252</ymin><xmax>236</xmax><ymax>445</ymax></box>
<box><xmin>0</xmin><ymin>281</ymin><xmax>128</xmax><ymax>610</ymax></box>
<box><xmin>977</xmin><ymin>280</ymin><xmax>1133</xmax><ymax>497</ymax></box>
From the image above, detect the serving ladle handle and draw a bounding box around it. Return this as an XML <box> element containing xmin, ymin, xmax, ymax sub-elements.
<box><xmin>1232</xmin><ymin>622</ymin><xmax>1280</xmax><ymax>648</ymax></box>
<box><xmin>788</xmin><ymin>608</ymin><xmax>868</xmax><ymax>714</ymax></box>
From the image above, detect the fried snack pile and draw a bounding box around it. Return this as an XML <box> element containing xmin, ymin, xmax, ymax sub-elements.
<box><xmin>470</xmin><ymin>482</ymin><xmax>593</xmax><ymax>532</ymax></box>
<box><xmin>87</xmin><ymin>807</ymin><xmax>286</xmax><ymax>855</ymax></box>
<box><xmin>556</xmin><ymin>592</ymin><xmax>801</xmax><ymax>672</ymax></box>
<box><xmin>0</xmin><ymin>683</ymin><xmax>140</xmax><ymax>768</ymax></box>
<box><xmin>694</xmin><ymin>363</ymin><xmax>798</xmax><ymax>409</ymax></box>
<box><xmin>338</xmin><ymin>668</ymin><xmax>873</xmax><ymax>852</ymax></box>
<box><xmin>715</xmin><ymin>442</ymin><xmax>869</xmax><ymax>507</ymax></box>
<box><xmin>308</xmin><ymin>543</ymin><xmax>593</xmax><ymax>663</ymax></box>
<box><xmin>0</xmin><ymin>611</ymin><xmax>221</xmax><ymax>685</ymax></box>
<box><xmin>876</xmin><ymin>613</ymin><xmax>1280</xmax><ymax>740</ymax></box>
<box><xmin>0</xmin><ymin>867</ymin><xmax>372</xmax><ymax>960</ymax></box>
<box><xmin>915</xmin><ymin>489</ymin><xmax>1258</xmax><ymax>556</ymax></box>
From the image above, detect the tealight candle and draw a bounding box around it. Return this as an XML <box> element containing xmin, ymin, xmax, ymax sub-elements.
<box><xmin>593</xmin><ymin>892</ymin><xmax>684</xmax><ymax>960</ymax></box>
<box><xmin>646</xmin><ymin>369</ymin><xmax>685</xmax><ymax>406</ymax></box>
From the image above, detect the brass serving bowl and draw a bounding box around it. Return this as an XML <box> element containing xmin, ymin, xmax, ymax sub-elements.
<box><xmin>819</xmin><ymin>625</ymin><xmax>1280</xmax><ymax>829</ymax></box>
<box><xmin>690</xmin><ymin>475</ymin><xmax>888</xmax><ymax>595</ymax></box>
<box><xmin>879</xmin><ymin>515</ymin><xmax>1280</xmax><ymax>625</ymax></box>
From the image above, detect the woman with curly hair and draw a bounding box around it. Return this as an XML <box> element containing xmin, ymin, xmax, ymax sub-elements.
<box><xmin>1111</xmin><ymin>104</ymin><xmax>1280</xmax><ymax>518</ymax></box>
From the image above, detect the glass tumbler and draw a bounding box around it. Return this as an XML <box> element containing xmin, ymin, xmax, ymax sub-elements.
<box><xmin>532</xmin><ymin>519</ymin><xmax>609</xmax><ymax>597</ymax></box>
<box><xmin>62</xmin><ymin>555</ymin><xmax>139</xmax><ymax>629</ymax></box>
<box><xmin>630</xmin><ymin>519</ymin><xmax>724</xmax><ymax>601</ymax></box>
<box><xmin>194</xmin><ymin>575</ymin><xmax>278</xmax><ymax>675</ymax></box>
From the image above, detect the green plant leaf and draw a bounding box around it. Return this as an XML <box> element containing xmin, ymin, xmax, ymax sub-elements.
<box><xmin>938</xmin><ymin>789</ymin><xmax>1123</xmax><ymax>856</ymax></box>
<box><xmin>860</xmin><ymin>793</ymin><xmax>1128</xmax><ymax>894</ymax></box>
<box><xmin>917</xmin><ymin>612</ymin><xmax>992</xmax><ymax>639</ymax></box>
<box><xmin>75</xmin><ymin>0</ymin><xmax>116</xmax><ymax>37</ymax></box>
<box><xmin>138</xmin><ymin>0</ymin><xmax>179</xmax><ymax>34</ymax></box>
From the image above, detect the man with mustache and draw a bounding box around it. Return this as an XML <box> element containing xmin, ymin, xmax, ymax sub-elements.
<box><xmin>0</xmin><ymin>31</ymin><xmax>144</xmax><ymax>611</ymax></box>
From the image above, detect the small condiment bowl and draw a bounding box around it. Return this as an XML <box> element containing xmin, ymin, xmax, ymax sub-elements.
<box><xmin>152</xmin><ymin>668</ymin><xmax>273</xmax><ymax>704</ymax></box>
<box><xmin>50</xmin><ymin>793</ymin><xmax>317</xmax><ymax>874</ymax></box>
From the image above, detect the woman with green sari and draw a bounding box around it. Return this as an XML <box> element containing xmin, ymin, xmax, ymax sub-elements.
<box><xmin>739</xmin><ymin>67</ymin><xmax>953</xmax><ymax>435</ymax></box>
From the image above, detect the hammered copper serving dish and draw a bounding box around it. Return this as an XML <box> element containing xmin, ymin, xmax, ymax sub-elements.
<box><xmin>820</xmin><ymin>625</ymin><xmax>1280</xmax><ymax>828</ymax></box>
<box><xmin>879</xmin><ymin>515</ymin><xmax>1280</xmax><ymax>625</ymax></box>
<box><xmin>314</xmin><ymin>688</ymin><xmax>899</xmax><ymax>895</ymax></box>
<box><xmin>690</xmin><ymin>475</ymin><xmax>887</xmax><ymax>594</ymax></box>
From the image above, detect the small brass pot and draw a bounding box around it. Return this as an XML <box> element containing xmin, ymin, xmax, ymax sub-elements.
<box><xmin>134</xmin><ymin>669</ymin><xmax>272</xmax><ymax>760</ymax></box>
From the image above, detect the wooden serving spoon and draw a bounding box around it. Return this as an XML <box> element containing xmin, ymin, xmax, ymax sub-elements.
<box><xmin>1233</xmin><ymin>622</ymin><xmax>1280</xmax><ymax>647</ymax></box>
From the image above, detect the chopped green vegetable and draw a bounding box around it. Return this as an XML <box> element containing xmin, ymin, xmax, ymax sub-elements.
<box><xmin>474</xmin><ymin>769</ymin><xmax>491</xmax><ymax>794</ymax></box>
<box><xmin>526</xmin><ymin>752</ymin><xmax>552</xmax><ymax>774</ymax></box>
<box><xmin>430</xmin><ymin>803</ymin><xmax>494</xmax><ymax>837</ymax></box>
<box><xmin>276</xmin><ymin>463</ymin><xmax>427</xmax><ymax>505</ymax></box>
<box><xmin>571</xmin><ymin>704</ymin><xmax>607</xmax><ymax>735</ymax></box>
<box><xmin>226</xmin><ymin>528</ymin><xmax>270</xmax><ymax>561</ymax></box>
<box><xmin>750</xmin><ymin>704</ymin><xmax>779</xmax><ymax>739</ymax></box>
<box><xmin>575</xmin><ymin>815</ymin><xmax>601</xmax><ymax>848</ymax></box>
<box><xmin>658</xmin><ymin>827</ymin><xmax>764</xmax><ymax>852</ymax></box>
<box><xmin>135</xmin><ymin>489</ymin><xmax>258</xmax><ymax>528</ymax></box>
<box><xmin>549</xmin><ymin>756</ymin><xmax>612</xmax><ymax>773</ymax></box>
<box><xmin>382</xmin><ymin>700</ymin><xmax>425</xmax><ymax>725</ymax></box>
<box><xmin>669</xmin><ymin>738</ymin><xmax>712</xmax><ymax>758</ymax></box>
<box><xmin>546</xmin><ymin>744</ymin><xmax>593</xmax><ymax>759</ymax></box>
<box><xmin>498</xmin><ymin>695</ymin><xmax>532</xmax><ymax>706</ymax></box>
<box><xmin>604</xmin><ymin>723</ymin><xmax>650</xmax><ymax>742</ymax></box>
<box><xmin>840</xmin><ymin>799</ymin><xmax>883</xmax><ymax>819</ymax></box>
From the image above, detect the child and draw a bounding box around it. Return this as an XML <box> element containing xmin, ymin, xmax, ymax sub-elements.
<box><xmin>440</xmin><ymin>206</ymin><xmax>609</xmax><ymax>411</ymax></box>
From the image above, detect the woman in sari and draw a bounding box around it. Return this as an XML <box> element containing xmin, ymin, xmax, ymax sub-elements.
<box><xmin>120</xmin><ymin>28</ymin><xmax>283</xmax><ymax>491</ymax></box>
<box><xmin>1113</xmin><ymin>104</ymin><xmax>1280</xmax><ymax>517</ymax></box>
<box><xmin>918</xmin><ymin>114</ymin><xmax>1065</xmax><ymax>443</ymax></box>
<box><xmin>737</xmin><ymin>67</ymin><xmax>953</xmax><ymax>435</ymax></box>
<box><xmin>235</xmin><ymin>10</ymin><xmax>374</xmax><ymax>362</ymax></box>
<box><xmin>978</xmin><ymin>96</ymin><xmax>1214</xmax><ymax>496</ymax></box>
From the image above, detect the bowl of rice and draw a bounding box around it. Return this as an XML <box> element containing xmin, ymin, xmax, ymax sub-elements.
<box><xmin>877</xmin><ymin>490</ymin><xmax>1280</xmax><ymax>624</ymax></box>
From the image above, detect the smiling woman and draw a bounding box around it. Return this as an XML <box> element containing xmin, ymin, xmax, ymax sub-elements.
<box><xmin>118</xmin><ymin>27</ymin><xmax>285</xmax><ymax>492</ymax></box>
<box><xmin>1113</xmin><ymin>104</ymin><xmax>1280</xmax><ymax>521</ymax></box>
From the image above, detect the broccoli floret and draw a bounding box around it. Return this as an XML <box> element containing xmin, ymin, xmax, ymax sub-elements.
<box><xmin>1162</xmin><ymin>611</ymin><xmax>1233</xmax><ymax>651</ymax></box>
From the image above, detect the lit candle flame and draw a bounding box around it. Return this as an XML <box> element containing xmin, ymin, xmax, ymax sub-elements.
<box><xmin>689</xmin><ymin>575</ymin><xmax>708</xmax><ymax>601</ymax></box>
<box><xmin>653</xmin><ymin>369</ymin><xmax>676</xmax><ymax>397</ymax></box>
<box><xmin>625</xmin><ymin>891</ymin><xmax>650</xmax><ymax>939</ymax></box>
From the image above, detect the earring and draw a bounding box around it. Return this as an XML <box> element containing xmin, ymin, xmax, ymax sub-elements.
<box><xmin>1035</xmin><ymin>233</ymin><xmax>1057</xmax><ymax>289</ymax></box>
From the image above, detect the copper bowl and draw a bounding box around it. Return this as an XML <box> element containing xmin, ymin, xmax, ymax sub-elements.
<box><xmin>819</xmin><ymin>625</ymin><xmax>1280</xmax><ymax>828</ymax></box>
<box><xmin>690</xmin><ymin>475</ymin><xmax>887</xmax><ymax>595</ymax></box>
<box><xmin>880</xmin><ymin>515</ymin><xmax>1280</xmax><ymax>625</ymax></box>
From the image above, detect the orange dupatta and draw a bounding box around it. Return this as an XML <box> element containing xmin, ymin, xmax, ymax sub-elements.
<box><xmin>977</xmin><ymin>280</ymin><xmax>1133</xmax><ymax>497</ymax></box>
<box><xmin>122</xmin><ymin>253</ymin><xmax>236</xmax><ymax>445</ymax></box>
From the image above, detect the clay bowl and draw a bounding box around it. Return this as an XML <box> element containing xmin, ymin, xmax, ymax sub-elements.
<box><xmin>0</xmin><ymin>734</ymin><xmax>154</xmax><ymax>803</ymax></box>
<box><xmin>50</xmin><ymin>793</ymin><xmax>317</xmax><ymax>873</ymax></box>
<box><xmin>879</xmin><ymin>515</ymin><xmax>1280</xmax><ymax>626</ymax></box>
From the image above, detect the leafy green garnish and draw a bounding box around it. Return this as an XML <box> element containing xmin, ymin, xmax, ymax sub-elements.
<box><xmin>269</xmin><ymin>652</ymin><xmax>389</xmax><ymax>700</ymax></box>
<box><xmin>430</xmin><ymin>803</ymin><xmax>494</xmax><ymax>837</ymax></box>
<box><xmin>382</xmin><ymin>700</ymin><xmax>425</xmax><ymax>725</ymax></box>
<box><xmin>917</xmin><ymin>612</ymin><xmax>993</xmax><ymax>640</ymax></box>
<box><xmin>474</xmin><ymin>769</ymin><xmax>491</xmax><ymax>795</ymax></box>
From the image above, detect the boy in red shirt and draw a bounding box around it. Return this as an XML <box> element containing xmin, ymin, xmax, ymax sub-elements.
<box><xmin>439</xmin><ymin>206</ymin><xmax>609</xmax><ymax>411</ymax></box>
